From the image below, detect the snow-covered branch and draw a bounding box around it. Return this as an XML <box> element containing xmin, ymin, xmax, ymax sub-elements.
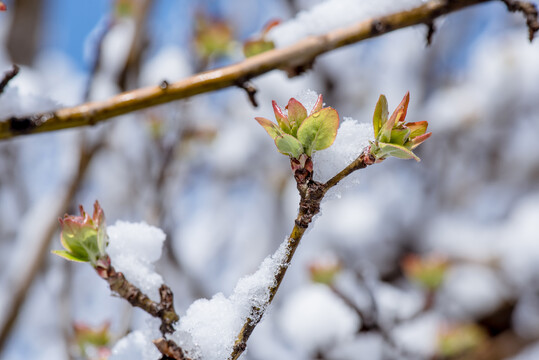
<box><xmin>228</xmin><ymin>148</ymin><xmax>376</xmax><ymax>360</ymax></box>
<box><xmin>3</xmin><ymin>0</ymin><xmax>536</xmax><ymax>141</ymax></box>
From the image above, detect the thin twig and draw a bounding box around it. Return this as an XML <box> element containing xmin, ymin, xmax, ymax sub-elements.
<box><xmin>236</xmin><ymin>81</ymin><xmax>258</xmax><ymax>107</ymax></box>
<box><xmin>0</xmin><ymin>0</ymin><xmax>499</xmax><ymax>140</ymax></box>
<box><xmin>0</xmin><ymin>64</ymin><xmax>19</xmax><ymax>95</ymax></box>
<box><xmin>95</xmin><ymin>256</ymin><xmax>179</xmax><ymax>336</ymax></box>
<box><xmin>425</xmin><ymin>21</ymin><xmax>437</xmax><ymax>46</ymax></box>
<box><xmin>153</xmin><ymin>338</ymin><xmax>189</xmax><ymax>360</ymax></box>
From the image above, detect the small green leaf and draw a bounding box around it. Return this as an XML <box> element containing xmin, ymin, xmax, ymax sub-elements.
<box><xmin>255</xmin><ymin>117</ymin><xmax>283</xmax><ymax>140</ymax></box>
<box><xmin>272</xmin><ymin>101</ymin><xmax>291</xmax><ymax>134</ymax></box>
<box><xmin>310</xmin><ymin>94</ymin><xmax>324</xmax><ymax>115</ymax></box>
<box><xmin>373</xmin><ymin>95</ymin><xmax>388</xmax><ymax>140</ymax></box>
<box><xmin>394</xmin><ymin>91</ymin><xmax>410</xmax><ymax>125</ymax></box>
<box><xmin>52</xmin><ymin>250</ymin><xmax>89</xmax><ymax>262</ymax></box>
<box><xmin>243</xmin><ymin>39</ymin><xmax>275</xmax><ymax>58</ymax></box>
<box><xmin>406</xmin><ymin>121</ymin><xmax>428</xmax><ymax>138</ymax></box>
<box><xmin>297</xmin><ymin>108</ymin><xmax>339</xmax><ymax>156</ymax></box>
<box><xmin>411</xmin><ymin>132</ymin><xmax>432</xmax><ymax>149</ymax></box>
<box><xmin>378</xmin><ymin>142</ymin><xmax>420</xmax><ymax>161</ymax></box>
<box><xmin>275</xmin><ymin>133</ymin><xmax>304</xmax><ymax>158</ymax></box>
<box><xmin>380</xmin><ymin>92</ymin><xmax>410</xmax><ymax>143</ymax></box>
<box><xmin>286</xmin><ymin>98</ymin><xmax>308</xmax><ymax>136</ymax></box>
<box><xmin>390</xmin><ymin>128</ymin><xmax>411</xmax><ymax>146</ymax></box>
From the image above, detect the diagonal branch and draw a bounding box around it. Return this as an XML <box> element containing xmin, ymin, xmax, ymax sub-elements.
<box><xmin>228</xmin><ymin>149</ymin><xmax>374</xmax><ymax>360</ymax></box>
<box><xmin>94</xmin><ymin>255</ymin><xmax>179</xmax><ymax>336</ymax></box>
<box><xmin>0</xmin><ymin>0</ymin><xmax>507</xmax><ymax>141</ymax></box>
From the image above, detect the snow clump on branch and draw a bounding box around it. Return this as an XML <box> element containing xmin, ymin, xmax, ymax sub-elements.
<box><xmin>267</xmin><ymin>0</ymin><xmax>428</xmax><ymax>48</ymax></box>
<box><xmin>171</xmin><ymin>239</ymin><xmax>290</xmax><ymax>360</ymax></box>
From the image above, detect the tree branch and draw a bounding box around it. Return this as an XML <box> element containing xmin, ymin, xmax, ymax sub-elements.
<box><xmin>0</xmin><ymin>0</ymin><xmax>505</xmax><ymax>140</ymax></box>
<box><xmin>228</xmin><ymin>150</ymin><xmax>374</xmax><ymax>360</ymax></box>
<box><xmin>95</xmin><ymin>255</ymin><xmax>179</xmax><ymax>336</ymax></box>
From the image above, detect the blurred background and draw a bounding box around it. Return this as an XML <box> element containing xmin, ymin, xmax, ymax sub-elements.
<box><xmin>1</xmin><ymin>0</ymin><xmax>539</xmax><ymax>359</ymax></box>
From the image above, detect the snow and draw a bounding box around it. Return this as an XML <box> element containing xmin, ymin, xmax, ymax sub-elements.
<box><xmin>438</xmin><ymin>264</ymin><xmax>510</xmax><ymax>319</ymax></box>
<box><xmin>99</xmin><ymin>18</ymin><xmax>136</xmax><ymax>79</ymax></box>
<box><xmin>110</xmin><ymin>330</ymin><xmax>162</xmax><ymax>360</ymax></box>
<box><xmin>375</xmin><ymin>283</ymin><xmax>424</xmax><ymax>324</ymax></box>
<box><xmin>267</xmin><ymin>0</ymin><xmax>427</xmax><ymax>47</ymax></box>
<box><xmin>313</xmin><ymin>117</ymin><xmax>373</xmax><ymax>186</ymax></box>
<box><xmin>3</xmin><ymin>1</ymin><xmax>539</xmax><ymax>360</ymax></box>
<box><xmin>325</xmin><ymin>333</ymin><xmax>384</xmax><ymax>360</ymax></box>
<box><xmin>509</xmin><ymin>342</ymin><xmax>539</xmax><ymax>360</ymax></box>
<box><xmin>107</xmin><ymin>221</ymin><xmax>166</xmax><ymax>301</ymax></box>
<box><xmin>294</xmin><ymin>89</ymin><xmax>374</xmax><ymax>191</ymax></box>
<box><xmin>140</xmin><ymin>46</ymin><xmax>192</xmax><ymax>87</ymax></box>
<box><xmin>277</xmin><ymin>283</ymin><xmax>360</xmax><ymax>354</ymax></box>
<box><xmin>513</xmin><ymin>290</ymin><xmax>539</xmax><ymax>339</ymax></box>
<box><xmin>498</xmin><ymin>194</ymin><xmax>539</xmax><ymax>289</ymax></box>
<box><xmin>0</xmin><ymin>86</ymin><xmax>58</xmax><ymax>118</ymax></box>
<box><xmin>173</xmin><ymin>239</ymin><xmax>290</xmax><ymax>360</ymax></box>
<box><xmin>392</xmin><ymin>312</ymin><xmax>441</xmax><ymax>357</ymax></box>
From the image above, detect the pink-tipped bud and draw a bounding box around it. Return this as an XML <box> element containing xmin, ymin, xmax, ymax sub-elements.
<box><xmin>53</xmin><ymin>201</ymin><xmax>108</xmax><ymax>265</ymax></box>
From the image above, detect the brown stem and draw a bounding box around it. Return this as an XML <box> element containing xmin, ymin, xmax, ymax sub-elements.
<box><xmin>0</xmin><ymin>64</ymin><xmax>19</xmax><ymax>95</ymax></box>
<box><xmin>0</xmin><ymin>0</ymin><xmax>499</xmax><ymax>140</ymax></box>
<box><xmin>153</xmin><ymin>338</ymin><xmax>189</xmax><ymax>360</ymax></box>
<box><xmin>323</xmin><ymin>149</ymin><xmax>375</xmax><ymax>191</ymax></box>
<box><xmin>96</xmin><ymin>255</ymin><xmax>179</xmax><ymax>336</ymax></box>
<box><xmin>229</xmin><ymin>151</ymin><xmax>375</xmax><ymax>360</ymax></box>
<box><xmin>236</xmin><ymin>81</ymin><xmax>258</xmax><ymax>107</ymax></box>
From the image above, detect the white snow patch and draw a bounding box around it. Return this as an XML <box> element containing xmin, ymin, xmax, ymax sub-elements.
<box><xmin>326</xmin><ymin>333</ymin><xmax>384</xmax><ymax>360</ymax></box>
<box><xmin>295</xmin><ymin>88</ymin><xmax>322</xmax><ymax>113</ymax></box>
<box><xmin>107</xmin><ymin>221</ymin><xmax>166</xmax><ymax>301</ymax></box>
<box><xmin>508</xmin><ymin>342</ymin><xmax>539</xmax><ymax>360</ymax></box>
<box><xmin>498</xmin><ymin>194</ymin><xmax>539</xmax><ymax>289</ymax></box>
<box><xmin>100</xmin><ymin>18</ymin><xmax>136</xmax><ymax>78</ymax></box>
<box><xmin>513</xmin><ymin>291</ymin><xmax>539</xmax><ymax>339</ymax></box>
<box><xmin>110</xmin><ymin>331</ymin><xmax>162</xmax><ymax>360</ymax></box>
<box><xmin>313</xmin><ymin>118</ymin><xmax>373</xmax><ymax>186</ymax></box>
<box><xmin>268</xmin><ymin>0</ymin><xmax>426</xmax><ymax>47</ymax></box>
<box><xmin>140</xmin><ymin>46</ymin><xmax>192</xmax><ymax>87</ymax></box>
<box><xmin>0</xmin><ymin>86</ymin><xmax>58</xmax><ymax>118</ymax></box>
<box><xmin>438</xmin><ymin>264</ymin><xmax>509</xmax><ymax>319</ymax></box>
<box><xmin>173</xmin><ymin>239</ymin><xmax>290</xmax><ymax>360</ymax></box>
<box><xmin>375</xmin><ymin>283</ymin><xmax>424</xmax><ymax>324</ymax></box>
<box><xmin>278</xmin><ymin>283</ymin><xmax>360</xmax><ymax>353</ymax></box>
<box><xmin>392</xmin><ymin>312</ymin><xmax>441</xmax><ymax>357</ymax></box>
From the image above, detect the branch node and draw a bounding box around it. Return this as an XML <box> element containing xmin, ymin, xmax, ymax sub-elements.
<box><xmin>153</xmin><ymin>338</ymin><xmax>190</xmax><ymax>360</ymax></box>
<box><xmin>8</xmin><ymin>112</ymin><xmax>56</xmax><ymax>134</ymax></box>
<box><xmin>97</xmin><ymin>257</ymin><xmax>179</xmax><ymax>336</ymax></box>
<box><xmin>236</xmin><ymin>81</ymin><xmax>258</xmax><ymax>107</ymax></box>
<box><xmin>371</xmin><ymin>20</ymin><xmax>388</xmax><ymax>35</ymax></box>
<box><xmin>425</xmin><ymin>21</ymin><xmax>437</xmax><ymax>46</ymax></box>
<box><xmin>160</xmin><ymin>80</ymin><xmax>170</xmax><ymax>90</ymax></box>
